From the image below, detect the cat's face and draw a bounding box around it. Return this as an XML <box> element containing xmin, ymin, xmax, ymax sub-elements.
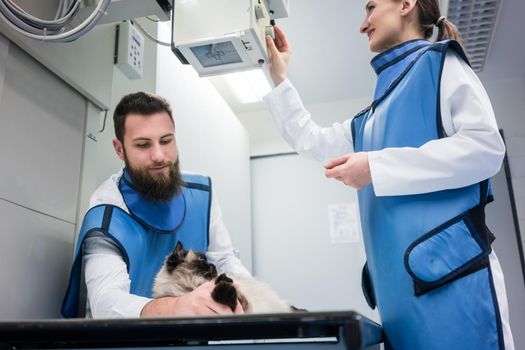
<box><xmin>152</xmin><ymin>241</ymin><xmax>219</xmax><ymax>298</ymax></box>
<box><xmin>165</xmin><ymin>241</ymin><xmax>218</xmax><ymax>279</ymax></box>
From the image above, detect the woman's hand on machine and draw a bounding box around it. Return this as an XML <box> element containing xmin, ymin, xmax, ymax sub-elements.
<box><xmin>266</xmin><ymin>25</ymin><xmax>291</xmax><ymax>86</ymax></box>
<box><xmin>324</xmin><ymin>152</ymin><xmax>372</xmax><ymax>189</ymax></box>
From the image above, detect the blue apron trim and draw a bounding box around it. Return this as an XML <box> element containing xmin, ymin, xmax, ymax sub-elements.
<box><xmin>60</xmin><ymin>237</ymin><xmax>85</xmax><ymax>318</ymax></box>
<box><xmin>351</xmin><ymin>110</ymin><xmax>362</xmax><ymax>144</ymax></box>
<box><xmin>480</xmin><ymin>178</ymin><xmax>493</xmax><ymax>204</ymax></box>
<box><xmin>101</xmin><ymin>204</ymin><xmax>113</xmax><ymax>231</ymax></box>
<box><xmin>487</xmin><ymin>263</ymin><xmax>505</xmax><ymax>350</ymax></box>
<box><xmin>361</xmin><ymin>262</ymin><xmax>376</xmax><ymax>309</ymax></box>
<box><xmin>206</xmin><ymin>177</ymin><xmax>212</xmax><ymax>247</ymax></box>
<box><xmin>185</xmin><ymin>182</ymin><xmax>211</xmax><ymax>191</ymax></box>
<box><xmin>435</xmin><ymin>41</ymin><xmax>448</xmax><ymax>139</ymax></box>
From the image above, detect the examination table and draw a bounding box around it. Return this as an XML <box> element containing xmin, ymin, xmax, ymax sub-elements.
<box><xmin>0</xmin><ymin>311</ymin><xmax>383</xmax><ymax>350</ymax></box>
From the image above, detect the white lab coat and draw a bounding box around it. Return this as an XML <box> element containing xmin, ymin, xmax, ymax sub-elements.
<box><xmin>83</xmin><ymin>170</ymin><xmax>251</xmax><ymax>318</ymax></box>
<box><xmin>263</xmin><ymin>50</ymin><xmax>515</xmax><ymax>349</ymax></box>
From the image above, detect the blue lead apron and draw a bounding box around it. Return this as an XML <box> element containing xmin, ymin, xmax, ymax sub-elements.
<box><xmin>61</xmin><ymin>172</ymin><xmax>212</xmax><ymax>318</ymax></box>
<box><xmin>352</xmin><ymin>40</ymin><xmax>503</xmax><ymax>350</ymax></box>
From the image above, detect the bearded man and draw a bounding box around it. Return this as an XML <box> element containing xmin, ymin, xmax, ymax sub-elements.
<box><xmin>61</xmin><ymin>92</ymin><xmax>250</xmax><ymax>318</ymax></box>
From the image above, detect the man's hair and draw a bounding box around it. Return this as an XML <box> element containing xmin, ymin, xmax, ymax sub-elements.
<box><xmin>113</xmin><ymin>92</ymin><xmax>174</xmax><ymax>143</ymax></box>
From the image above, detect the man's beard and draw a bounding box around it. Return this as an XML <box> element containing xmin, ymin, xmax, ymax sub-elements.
<box><xmin>124</xmin><ymin>155</ymin><xmax>184</xmax><ymax>203</ymax></box>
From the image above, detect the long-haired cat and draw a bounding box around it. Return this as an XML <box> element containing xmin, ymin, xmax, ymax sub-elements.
<box><xmin>152</xmin><ymin>242</ymin><xmax>294</xmax><ymax>313</ymax></box>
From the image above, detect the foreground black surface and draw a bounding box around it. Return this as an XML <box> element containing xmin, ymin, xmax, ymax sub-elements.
<box><xmin>0</xmin><ymin>311</ymin><xmax>383</xmax><ymax>349</ymax></box>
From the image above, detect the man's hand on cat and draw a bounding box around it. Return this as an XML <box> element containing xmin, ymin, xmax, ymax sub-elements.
<box><xmin>212</xmin><ymin>273</ymin><xmax>239</xmax><ymax>312</ymax></box>
<box><xmin>175</xmin><ymin>282</ymin><xmax>244</xmax><ymax>315</ymax></box>
<box><xmin>141</xmin><ymin>282</ymin><xmax>244</xmax><ymax>317</ymax></box>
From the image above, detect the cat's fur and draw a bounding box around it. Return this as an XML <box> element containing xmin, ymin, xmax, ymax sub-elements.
<box><xmin>152</xmin><ymin>242</ymin><xmax>293</xmax><ymax>313</ymax></box>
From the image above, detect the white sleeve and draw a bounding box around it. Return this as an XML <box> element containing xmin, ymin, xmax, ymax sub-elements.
<box><xmin>84</xmin><ymin>233</ymin><xmax>151</xmax><ymax>318</ymax></box>
<box><xmin>206</xmin><ymin>188</ymin><xmax>252</xmax><ymax>278</ymax></box>
<box><xmin>368</xmin><ymin>50</ymin><xmax>505</xmax><ymax>196</ymax></box>
<box><xmin>263</xmin><ymin>79</ymin><xmax>354</xmax><ymax>163</ymax></box>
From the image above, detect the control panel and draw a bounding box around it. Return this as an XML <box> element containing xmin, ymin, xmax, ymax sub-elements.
<box><xmin>115</xmin><ymin>21</ymin><xmax>145</xmax><ymax>80</ymax></box>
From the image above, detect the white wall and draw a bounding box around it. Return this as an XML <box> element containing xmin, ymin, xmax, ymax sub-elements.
<box><xmin>156</xmin><ymin>23</ymin><xmax>253</xmax><ymax>271</ymax></box>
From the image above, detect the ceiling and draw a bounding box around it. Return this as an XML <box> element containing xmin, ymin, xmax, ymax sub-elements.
<box><xmin>264</xmin><ymin>0</ymin><xmax>376</xmax><ymax>106</ymax></box>
<box><xmin>476</xmin><ymin>0</ymin><xmax>525</xmax><ymax>82</ymax></box>
<box><xmin>211</xmin><ymin>0</ymin><xmax>525</xmax><ymax>115</ymax></box>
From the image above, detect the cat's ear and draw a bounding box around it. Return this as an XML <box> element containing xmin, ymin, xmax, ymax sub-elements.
<box><xmin>166</xmin><ymin>242</ymin><xmax>186</xmax><ymax>273</ymax></box>
<box><xmin>175</xmin><ymin>241</ymin><xmax>186</xmax><ymax>260</ymax></box>
<box><xmin>166</xmin><ymin>250</ymin><xmax>181</xmax><ymax>272</ymax></box>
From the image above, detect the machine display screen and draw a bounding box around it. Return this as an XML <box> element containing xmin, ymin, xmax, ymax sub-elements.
<box><xmin>190</xmin><ymin>41</ymin><xmax>243</xmax><ymax>67</ymax></box>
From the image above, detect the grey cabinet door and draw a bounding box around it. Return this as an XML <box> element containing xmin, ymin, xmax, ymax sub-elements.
<box><xmin>0</xmin><ymin>42</ymin><xmax>85</xmax><ymax>224</ymax></box>
<box><xmin>0</xmin><ymin>200</ymin><xmax>75</xmax><ymax>320</ymax></box>
<box><xmin>0</xmin><ymin>39</ymin><xmax>85</xmax><ymax>319</ymax></box>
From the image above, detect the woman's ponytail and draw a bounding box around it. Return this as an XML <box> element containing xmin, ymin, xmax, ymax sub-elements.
<box><xmin>414</xmin><ymin>0</ymin><xmax>465</xmax><ymax>50</ymax></box>
<box><xmin>436</xmin><ymin>17</ymin><xmax>463</xmax><ymax>45</ymax></box>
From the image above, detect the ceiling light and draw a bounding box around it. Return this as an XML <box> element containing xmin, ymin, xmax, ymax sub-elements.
<box><xmin>223</xmin><ymin>69</ymin><xmax>272</xmax><ymax>104</ymax></box>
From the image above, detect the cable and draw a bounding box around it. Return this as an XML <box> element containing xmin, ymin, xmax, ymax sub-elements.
<box><xmin>54</xmin><ymin>0</ymin><xmax>65</xmax><ymax>21</ymax></box>
<box><xmin>5</xmin><ymin>0</ymin><xmax>78</xmax><ymax>28</ymax></box>
<box><xmin>99</xmin><ymin>109</ymin><xmax>109</xmax><ymax>133</ymax></box>
<box><xmin>132</xmin><ymin>19</ymin><xmax>171</xmax><ymax>47</ymax></box>
<box><xmin>0</xmin><ymin>0</ymin><xmax>111</xmax><ymax>42</ymax></box>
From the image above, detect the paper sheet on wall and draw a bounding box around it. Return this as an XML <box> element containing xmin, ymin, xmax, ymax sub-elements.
<box><xmin>328</xmin><ymin>203</ymin><xmax>360</xmax><ymax>244</ymax></box>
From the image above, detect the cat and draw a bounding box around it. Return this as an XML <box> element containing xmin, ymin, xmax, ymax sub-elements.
<box><xmin>152</xmin><ymin>241</ymin><xmax>294</xmax><ymax>313</ymax></box>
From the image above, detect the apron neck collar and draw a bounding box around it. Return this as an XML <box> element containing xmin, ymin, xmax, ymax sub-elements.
<box><xmin>119</xmin><ymin>169</ymin><xmax>185</xmax><ymax>233</ymax></box>
<box><xmin>371</xmin><ymin>39</ymin><xmax>431</xmax><ymax>75</ymax></box>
